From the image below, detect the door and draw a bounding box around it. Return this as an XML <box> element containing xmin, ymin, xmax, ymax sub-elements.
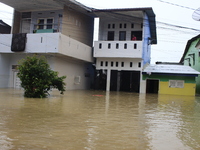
<box><xmin>14</xmin><ymin>72</ymin><xmax>21</xmax><ymax>89</ymax></box>
<box><xmin>119</xmin><ymin>31</ymin><xmax>126</xmax><ymax>41</ymax></box>
<box><xmin>146</xmin><ymin>79</ymin><xmax>159</xmax><ymax>93</ymax></box>
<box><xmin>21</xmin><ymin>19</ymin><xmax>31</xmax><ymax>33</ymax></box>
<box><xmin>107</xmin><ymin>31</ymin><xmax>115</xmax><ymax>41</ymax></box>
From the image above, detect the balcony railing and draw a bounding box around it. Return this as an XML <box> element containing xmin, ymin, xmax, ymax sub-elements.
<box><xmin>94</xmin><ymin>41</ymin><xmax>143</xmax><ymax>58</ymax></box>
<box><xmin>0</xmin><ymin>33</ymin><xmax>93</xmax><ymax>62</ymax></box>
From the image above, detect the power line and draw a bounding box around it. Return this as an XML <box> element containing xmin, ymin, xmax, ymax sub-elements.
<box><xmin>156</xmin><ymin>0</ymin><xmax>196</xmax><ymax>10</ymax></box>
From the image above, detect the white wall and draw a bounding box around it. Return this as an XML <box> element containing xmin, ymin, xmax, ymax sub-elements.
<box><xmin>0</xmin><ymin>53</ymin><xmax>93</xmax><ymax>90</ymax></box>
<box><xmin>96</xmin><ymin>58</ymin><xmax>142</xmax><ymax>71</ymax></box>
<box><xmin>52</xmin><ymin>56</ymin><xmax>92</xmax><ymax>90</ymax></box>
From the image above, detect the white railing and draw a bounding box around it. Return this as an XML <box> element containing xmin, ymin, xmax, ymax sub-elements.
<box><xmin>94</xmin><ymin>41</ymin><xmax>143</xmax><ymax>58</ymax></box>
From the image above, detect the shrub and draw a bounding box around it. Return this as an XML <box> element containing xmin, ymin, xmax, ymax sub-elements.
<box><xmin>17</xmin><ymin>55</ymin><xmax>66</xmax><ymax>98</ymax></box>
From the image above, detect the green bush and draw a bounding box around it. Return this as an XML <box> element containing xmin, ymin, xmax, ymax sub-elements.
<box><xmin>17</xmin><ymin>55</ymin><xmax>66</xmax><ymax>98</ymax></box>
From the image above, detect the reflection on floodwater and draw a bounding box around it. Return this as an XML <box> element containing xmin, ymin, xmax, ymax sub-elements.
<box><xmin>0</xmin><ymin>89</ymin><xmax>200</xmax><ymax>149</ymax></box>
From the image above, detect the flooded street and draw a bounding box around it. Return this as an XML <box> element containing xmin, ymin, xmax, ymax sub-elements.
<box><xmin>0</xmin><ymin>89</ymin><xmax>200</xmax><ymax>150</ymax></box>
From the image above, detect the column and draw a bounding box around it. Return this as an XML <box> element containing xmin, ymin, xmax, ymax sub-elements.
<box><xmin>106</xmin><ymin>69</ymin><xmax>111</xmax><ymax>91</ymax></box>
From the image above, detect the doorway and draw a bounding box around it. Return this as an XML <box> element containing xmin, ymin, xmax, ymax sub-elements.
<box><xmin>146</xmin><ymin>79</ymin><xmax>159</xmax><ymax>93</ymax></box>
<box><xmin>119</xmin><ymin>31</ymin><xmax>126</xmax><ymax>41</ymax></box>
<box><xmin>107</xmin><ymin>31</ymin><xmax>115</xmax><ymax>41</ymax></box>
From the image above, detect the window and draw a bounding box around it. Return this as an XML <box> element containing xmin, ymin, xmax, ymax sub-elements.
<box><xmin>38</xmin><ymin>19</ymin><xmax>45</xmax><ymax>29</ymax></box>
<box><xmin>138</xmin><ymin>62</ymin><xmax>141</xmax><ymax>68</ymax></box>
<box><xmin>131</xmin><ymin>23</ymin><xmax>134</xmax><ymax>28</ymax></box>
<box><xmin>99</xmin><ymin>43</ymin><xmax>102</xmax><ymax>49</ymax></box>
<box><xmin>112</xmin><ymin>24</ymin><xmax>115</xmax><ymax>29</ymax></box>
<box><xmin>124</xmin><ymin>43</ymin><xmax>127</xmax><ymax>49</ymax></box>
<box><xmin>116</xmin><ymin>43</ymin><xmax>119</xmax><ymax>49</ymax></box>
<box><xmin>108</xmin><ymin>24</ymin><xmax>111</xmax><ymax>29</ymax></box>
<box><xmin>124</xmin><ymin>23</ymin><xmax>127</xmax><ymax>28</ymax></box>
<box><xmin>119</xmin><ymin>31</ymin><xmax>126</xmax><ymax>41</ymax></box>
<box><xmin>105</xmin><ymin>61</ymin><xmax>108</xmax><ymax>66</ymax></box>
<box><xmin>107</xmin><ymin>31</ymin><xmax>115</xmax><ymax>41</ymax></box>
<box><xmin>111</xmin><ymin>61</ymin><xmax>114</xmax><ymax>67</ymax></box>
<box><xmin>100</xmin><ymin>61</ymin><xmax>103</xmax><ymax>66</ymax></box>
<box><xmin>121</xmin><ymin>62</ymin><xmax>124</xmax><ymax>67</ymax></box>
<box><xmin>108</xmin><ymin>43</ymin><xmax>111</xmax><ymax>49</ymax></box>
<box><xmin>46</xmin><ymin>18</ymin><xmax>53</xmax><ymax>29</ymax></box>
<box><xmin>134</xmin><ymin>44</ymin><xmax>137</xmax><ymax>49</ymax></box>
<box><xmin>74</xmin><ymin>76</ymin><xmax>81</xmax><ymax>84</ymax></box>
<box><xmin>169</xmin><ymin>80</ymin><xmax>184</xmax><ymax>88</ymax></box>
<box><xmin>119</xmin><ymin>23</ymin><xmax>122</xmax><ymax>28</ymax></box>
<box><xmin>116</xmin><ymin>62</ymin><xmax>118</xmax><ymax>67</ymax></box>
<box><xmin>130</xmin><ymin>62</ymin><xmax>133</xmax><ymax>67</ymax></box>
<box><xmin>37</xmin><ymin>18</ymin><xmax>54</xmax><ymax>29</ymax></box>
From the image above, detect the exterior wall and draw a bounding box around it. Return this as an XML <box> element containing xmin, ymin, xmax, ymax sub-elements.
<box><xmin>62</xmin><ymin>6</ymin><xmax>94</xmax><ymax>46</ymax></box>
<box><xmin>0</xmin><ymin>33</ymin><xmax>93</xmax><ymax>63</ymax></box>
<box><xmin>183</xmin><ymin>38</ymin><xmax>200</xmax><ymax>94</ymax></box>
<box><xmin>52</xmin><ymin>57</ymin><xmax>92</xmax><ymax>90</ymax></box>
<box><xmin>143</xmin><ymin>74</ymin><xmax>196</xmax><ymax>96</ymax></box>
<box><xmin>0</xmin><ymin>53</ymin><xmax>93</xmax><ymax>90</ymax></box>
<box><xmin>98</xmin><ymin>18</ymin><xmax>143</xmax><ymax>41</ymax></box>
<box><xmin>96</xmin><ymin>58</ymin><xmax>142</xmax><ymax>71</ymax></box>
<box><xmin>58</xmin><ymin>34</ymin><xmax>93</xmax><ymax>62</ymax></box>
<box><xmin>94</xmin><ymin>41</ymin><xmax>142</xmax><ymax>58</ymax></box>
<box><xmin>142</xmin><ymin>13</ymin><xmax>151</xmax><ymax>65</ymax></box>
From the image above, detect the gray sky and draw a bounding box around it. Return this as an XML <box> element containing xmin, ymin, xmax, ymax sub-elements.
<box><xmin>0</xmin><ymin>0</ymin><xmax>200</xmax><ymax>64</ymax></box>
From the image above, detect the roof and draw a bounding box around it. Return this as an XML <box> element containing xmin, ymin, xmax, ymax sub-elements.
<box><xmin>143</xmin><ymin>64</ymin><xmax>200</xmax><ymax>76</ymax></box>
<box><xmin>179</xmin><ymin>34</ymin><xmax>200</xmax><ymax>63</ymax></box>
<box><xmin>92</xmin><ymin>7</ymin><xmax>157</xmax><ymax>44</ymax></box>
<box><xmin>0</xmin><ymin>20</ymin><xmax>10</xmax><ymax>27</ymax></box>
<box><xmin>0</xmin><ymin>0</ymin><xmax>94</xmax><ymax>16</ymax></box>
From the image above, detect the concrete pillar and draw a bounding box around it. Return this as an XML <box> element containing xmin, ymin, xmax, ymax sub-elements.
<box><xmin>117</xmin><ymin>71</ymin><xmax>121</xmax><ymax>91</ymax></box>
<box><xmin>106</xmin><ymin>69</ymin><xmax>111</xmax><ymax>91</ymax></box>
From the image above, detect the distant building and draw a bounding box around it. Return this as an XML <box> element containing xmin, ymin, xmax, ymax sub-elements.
<box><xmin>93</xmin><ymin>8</ymin><xmax>157</xmax><ymax>92</ymax></box>
<box><xmin>0</xmin><ymin>20</ymin><xmax>11</xmax><ymax>34</ymax></box>
<box><xmin>180</xmin><ymin>34</ymin><xmax>200</xmax><ymax>94</ymax></box>
<box><xmin>142</xmin><ymin>63</ymin><xmax>200</xmax><ymax>96</ymax></box>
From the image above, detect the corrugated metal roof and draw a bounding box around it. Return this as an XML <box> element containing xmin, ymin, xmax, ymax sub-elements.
<box><xmin>143</xmin><ymin>64</ymin><xmax>200</xmax><ymax>75</ymax></box>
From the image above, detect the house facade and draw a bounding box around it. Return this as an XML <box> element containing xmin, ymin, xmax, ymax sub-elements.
<box><xmin>0</xmin><ymin>20</ymin><xmax>11</xmax><ymax>34</ymax></box>
<box><xmin>142</xmin><ymin>63</ymin><xmax>200</xmax><ymax>96</ymax></box>
<box><xmin>180</xmin><ymin>34</ymin><xmax>200</xmax><ymax>94</ymax></box>
<box><xmin>93</xmin><ymin>8</ymin><xmax>157</xmax><ymax>92</ymax></box>
<box><xmin>0</xmin><ymin>0</ymin><xmax>95</xmax><ymax>89</ymax></box>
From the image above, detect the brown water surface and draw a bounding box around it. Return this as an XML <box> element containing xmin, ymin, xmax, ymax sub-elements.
<box><xmin>0</xmin><ymin>89</ymin><xmax>200</xmax><ymax>150</ymax></box>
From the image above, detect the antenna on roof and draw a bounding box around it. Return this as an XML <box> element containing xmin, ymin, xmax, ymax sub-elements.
<box><xmin>192</xmin><ymin>7</ymin><xmax>200</xmax><ymax>21</ymax></box>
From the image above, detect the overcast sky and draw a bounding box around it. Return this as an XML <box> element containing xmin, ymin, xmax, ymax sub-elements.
<box><xmin>0</xmin><ymin>0</ymin><xmax>200</xmax><ymax>64</ymax></box>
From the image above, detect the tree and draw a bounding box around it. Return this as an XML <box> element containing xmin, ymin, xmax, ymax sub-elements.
<box><xmin>17</xmin><ymin>55</ymin><xmax>66</xmax><ymax>98</ymax></box>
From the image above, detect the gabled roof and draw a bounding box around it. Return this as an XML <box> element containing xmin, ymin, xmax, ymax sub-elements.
<box><xmin>0</xmin><ymin>0</ymin><xmax>94</xmax><ymax>16</ymax></box>
<box><xmin>92</xmin><ymin>7</ymin><xmax>157</xmax><ymax>44</ymax></box>
<box><xmin>143</xmin><ymin>64</ymin><xmax>200</xmax><ymax>76</ymax></box>
<box><xmin>179</xmin><ymin>34</ymin><xmax>200</xmax><ymax>63</ymax></box>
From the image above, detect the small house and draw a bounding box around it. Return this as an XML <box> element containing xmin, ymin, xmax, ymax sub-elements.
<box><xmin>142</xmin><ymin>63</ymin><xmax>200</xmax><ymax>96</ymax></box>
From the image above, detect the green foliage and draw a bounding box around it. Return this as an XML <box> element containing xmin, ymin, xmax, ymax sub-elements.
<box><xmin>17</xmin><ymin>55</ymin><xmax>66</xmax><ymax>98</ymax></box>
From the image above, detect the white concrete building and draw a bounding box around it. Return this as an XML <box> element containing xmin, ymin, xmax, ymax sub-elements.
<box><xmin>93</xmin><ymin>8</ymin><xmax>157</xmax><ymax>92</ymax></box>
<box><xmin>0</xmin><ymin>0</ymin><xmax>95</xmax><ymax>89</ymax></box>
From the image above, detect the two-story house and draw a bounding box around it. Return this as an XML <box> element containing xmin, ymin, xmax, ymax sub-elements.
<box><xmin>92</xmin><ymin>8</ymin><xmax>157</xmax><ymax>92</ymax></box>
<box><xmin>180</xmin><ymin>34</ymin><xmax>200</xmax><ymax>94</ymax></box>
<box><xmin>0</xmin><ymin>0</ymin><xmax>95</xmax><ymax>89</ymax></box>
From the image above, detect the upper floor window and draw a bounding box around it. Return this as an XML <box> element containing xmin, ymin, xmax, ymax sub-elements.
<box><xmin>37</xmin><ymin>18</ymin><xmax>54</xmax><ymax>29</ymax></box>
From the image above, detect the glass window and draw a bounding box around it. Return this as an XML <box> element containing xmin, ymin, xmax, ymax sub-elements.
<box><xmin>169</xmin><ymin>80</ymin><xmax>184</xmax><ymax>88</ymax></box>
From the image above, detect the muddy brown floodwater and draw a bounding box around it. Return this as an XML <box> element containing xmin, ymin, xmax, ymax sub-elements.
<box><xmin>0</xmin><ymin>88</ymin><xmax>200</xmax><ymax>150</ymax></box>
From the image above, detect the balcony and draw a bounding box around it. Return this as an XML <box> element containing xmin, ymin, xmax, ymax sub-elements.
<box><xmin>0</xmin><ymin>33</ymin><xmax>93</xmax><ymax>62</ymax></box>
<box><xmin>94</xmin><ymin>41</ymin><xmax>143</xmax><ymax>58</ymax></box>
